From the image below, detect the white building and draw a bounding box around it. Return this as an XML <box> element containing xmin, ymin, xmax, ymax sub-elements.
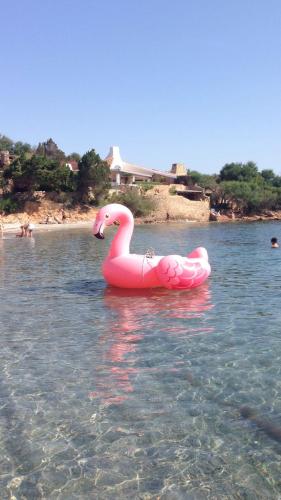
<box><xmin>105</xmin><ymin>146</ymin><xmax>176</xmax><ymax>186</ymax></box>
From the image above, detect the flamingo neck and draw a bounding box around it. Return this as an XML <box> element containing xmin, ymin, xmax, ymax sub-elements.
<box><xmin>109</xmin><ymin>211</ymin><xmax>134</xmax><ymax>258</ymax></box>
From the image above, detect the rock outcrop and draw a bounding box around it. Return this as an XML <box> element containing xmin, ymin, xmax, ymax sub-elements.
<box><xmin>1</xmin><ymin>197</ymin><xmax>98</xmax><ymax>225</ymax></box>
<box><xmin>144</xmin><ymin>185</ymin><xmax>210</xmax><ymax>222</ymax></box>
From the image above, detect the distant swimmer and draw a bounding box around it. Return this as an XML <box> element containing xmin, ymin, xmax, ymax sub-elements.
<box><xmin>27</xmin><ymin>223</ymin><xmax>35</xmax><ymax>237</ymax></box>
<box><xmin>16</xmin><ymin>224</ymin><xmax>25</xmax><ymax>237</ymax></box>
<box><xmin>271</xmin><ymin>237</ymin><xmax>279</xmax><ymax>248</ymax></box>
<box><xmin>16</xmin><ymin>222</ymin><xmax>34</xmax><ymax>237</ymax></box>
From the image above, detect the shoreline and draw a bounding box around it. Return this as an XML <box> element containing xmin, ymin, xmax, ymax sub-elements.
<box><xmin>2</xmin><ymin>220</ymin><xmax>93</xmax><ymax>234</ymax></box>
<box><xmin>2</xmin><ymin>218</ymin><xmax>204</xmax><ymax>235</ymax></box>
<box><xmin>2</xmin><ymin>211</ymin><xmax>281</xmax><ymax>236</ymax></box>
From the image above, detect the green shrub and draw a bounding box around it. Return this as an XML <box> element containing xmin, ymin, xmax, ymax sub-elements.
<box><xmin>169</xmin><ymin>185</ymin><xmax>177</xmax><ymax>195</ymax></box>
<box><xmin>109</xmin><ymin>190</ymin><xmax>155</xmax><ymax>217</ymax></box>
<box><xmin>0</xmin><ymin>196</ymin><xmax>20</xmax><ymax>214</ymax></box>
<box><xmin>136</xmin><ymin>181</ymin><xmax>158</xmax><ymax>193</ymax></box>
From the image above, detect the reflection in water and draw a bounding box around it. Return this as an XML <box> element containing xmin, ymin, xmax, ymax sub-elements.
<box><xmin>0</xmin><ymin>238</ymin><xmax>4</xmax><ymax>260</ymax></box>
<box><xmin>89</xmin><ymin>284</ymin><xmax>213</xmax><ymax>405</ymax></box>
<box><xmin>104</xmin><ymin>282</ymin><xmax>213</xmax><ymax>321</ymax></box>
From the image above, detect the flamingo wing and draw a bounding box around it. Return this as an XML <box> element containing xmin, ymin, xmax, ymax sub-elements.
<box><xmin>156</xmin><ymin>254</ymin><xmax>210</xmax><ymax>290</ymax></box>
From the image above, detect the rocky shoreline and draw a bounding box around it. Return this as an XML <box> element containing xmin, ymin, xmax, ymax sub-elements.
<box><xmin>1</xmin><ymin>190</ymin><xmax>281</xmax><ymax>234</ymax></box>
<box><xmin>217</xmin><ymin>210</ymin><xmax>281</xmax><ymax>223</ymax></box>
<box><xmin>2</xmin><ymin>209</ymin><xmax>281</xmax><ymax>236</ymax></box>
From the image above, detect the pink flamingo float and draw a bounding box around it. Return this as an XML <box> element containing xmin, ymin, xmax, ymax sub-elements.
<box><xmin>93</xmin><ymin>203</ymin><xmax>211</xmax><ymax>289</ymax></box>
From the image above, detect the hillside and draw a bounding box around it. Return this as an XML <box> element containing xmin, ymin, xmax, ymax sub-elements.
<box><xmin>1</xmin><ymin>186</ymin><xmax>211</xmax><ymax>227</ymax></box>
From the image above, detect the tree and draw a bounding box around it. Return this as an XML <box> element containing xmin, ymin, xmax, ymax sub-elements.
<box><xmin>13</xmin><ymin>141</ymin><xmax>33</xmax><ymax>156</ymax></box>
<box><xmin>261</xmin><ymin>169</ymin><xmax>276</xmax><ymax>184</ymax></box>
<box><xmin>217</xmin><ymin>180</ymin><xmax>280</xmax><ymax>213</ymax></box>
<box><xmin>0</xmin><ymin>134</ymin><xmax>13</xmax><ymax>151</ymax></box>
<box><xmin>188</xmin><ymin>171</ymin><xmax>219</xmax><ymax>189</ymax></box>
<box><xmin>219</xmin><ymin>162</ymin><xmax>259</xmax><ymax>182</ymax></box>
<box><xmin>219</xmin><ymin>163</ymin><xmax>242</xmax><ymax>181</ymax></box>
<box><xmin>67</xmin><ymin>152</ymin><xmax>81</xmax><ymax>162</ymax></box>
<box><xmin>2</xmin><ymin>155</ymin><xmax>34</xmax><ymax>191</ymax></box>
<box><xmin>242</xmin><ymin>161</ymin><xmax>259</xmax><ymax>182</ymax></box>
<box><xmin>77</xmin><ymin>149</ymin><xmax>110</xmax><ymax>203</ymax></box>
<box><xmin>272</xmin><ymin>175</ymin><xmax>281</xmax><ymax>188</ymax></box>
<box><xmin>3</xmin><ymin>155</ymin><xmax>75</xmax><ymax>193</ymax></box>
<box><xmin>36</xmin><ymin>138</ymin><xmax>65</xmax><ymax>161</ymax></box>
<box><xmin>0</xmin><ymin>134</ymin><xmax>32</xmax><ymax>155</ymax></box>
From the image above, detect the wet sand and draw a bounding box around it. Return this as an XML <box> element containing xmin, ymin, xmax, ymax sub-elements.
<box><xmin>2</xmin><ymin>221</ymin><xmax>93</xmax><ymax>235</ymax></box>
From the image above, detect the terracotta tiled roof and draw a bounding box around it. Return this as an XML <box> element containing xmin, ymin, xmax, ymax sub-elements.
<box><xmin>66</xmin><ymin>160</ymin><xmax>79</xmax><ymax>171</ymax></box>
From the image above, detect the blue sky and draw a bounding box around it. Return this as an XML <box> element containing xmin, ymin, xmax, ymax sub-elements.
<box><xmin>1</xmin><ymin>0</ymin><xmax>281</xmax><ymax>174</ymax></box>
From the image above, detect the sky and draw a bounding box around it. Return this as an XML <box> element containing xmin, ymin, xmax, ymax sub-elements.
<box><xmin>1</xmin><ymin>0</ymin><xmax>281</xmax><ymax>174</ymax></box>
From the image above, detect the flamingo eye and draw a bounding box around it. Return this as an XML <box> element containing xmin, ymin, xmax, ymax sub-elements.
<box><xmin>105</xmin><ymin>213</ymin><xmax>110</xmax><ymax>219</ymax></box>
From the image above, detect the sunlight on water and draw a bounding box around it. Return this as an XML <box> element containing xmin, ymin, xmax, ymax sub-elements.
<box><xmin>1</xmin><ymin>221</ymin><xmax>281</xmax><ymax>498</ymax></box>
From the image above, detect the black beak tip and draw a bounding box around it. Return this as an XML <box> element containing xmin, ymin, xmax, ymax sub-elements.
<box><xmin>94</xmin><ymin>232</ymin><xmax>104</xmax><ymax>240</ymax></box>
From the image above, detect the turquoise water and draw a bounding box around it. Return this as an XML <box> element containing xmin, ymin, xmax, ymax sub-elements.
<box><xmin>1</xmin><ymin>221</ymin><xmax>281</xmax><ymax>499</ymax></box>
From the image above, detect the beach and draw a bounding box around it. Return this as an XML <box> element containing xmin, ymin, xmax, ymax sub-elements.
<box><xmin>2</xmin><ymin>220</ymin><xmax>93</xmax><ymax>235</ymax></box>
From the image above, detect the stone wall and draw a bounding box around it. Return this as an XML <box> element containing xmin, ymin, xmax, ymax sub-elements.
<box><xmin>148</xmin><ymin>195</ymin><xmax>210</xmax><ymax>222</ymax></box>
<box><xmin>143</xmin><ymin>185</ymin><xmax>210</xmax><ymax>222</ymax></box>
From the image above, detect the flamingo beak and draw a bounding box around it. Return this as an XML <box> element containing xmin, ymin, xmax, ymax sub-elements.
<box><xmin>94</xmin><ymin>230</ymin><xmax>104</xmax><ymax>240</ymax></box>
<box><xmin>93</xmin><ymin>221</ymin><xmax>105</xmax><ymax>239</ymax></box>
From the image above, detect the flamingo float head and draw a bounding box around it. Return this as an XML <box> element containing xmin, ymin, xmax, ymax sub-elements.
<box><xmin>93</xmin><ymin>203</ymin><xmax>133</xmax><ymax>240</ymax></box>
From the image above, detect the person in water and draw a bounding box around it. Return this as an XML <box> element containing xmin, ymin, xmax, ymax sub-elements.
<box><xmin>16</xmin><ymin>224</ymin><xmax>25</xmax><ymax>237</ymax></box>
<box><xmin>27</xmin><ymin>222</ymin><xmax>35</xmax><ymax>237</ymax></box>
<box><xmin>16</xmin><ymin>222</ymin><xmax>34</xmax><ymax>237</ymax></box>
<box><xmin>271</xmin><ymin>237</ymin><xmax>279</xmax><ymax>248</ymax></box>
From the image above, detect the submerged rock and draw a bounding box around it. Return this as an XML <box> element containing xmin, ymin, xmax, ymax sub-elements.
<box><xmin>240</xmin><ymin>406</ymin><xmax>281</xmax><ymax>443</ymax></box>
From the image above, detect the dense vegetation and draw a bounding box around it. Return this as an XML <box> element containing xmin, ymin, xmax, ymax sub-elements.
<box><xmin>0</xmin><ymin>135</ymin><xmax>153</xmax><ymax>216</ymax></box>
<box><xmin>0</xmin><ymin>134</ymin><xmax>33</xmax><ymax>156</ymax></box>
<box><xmin>3</xmin><ymin>155</ymin><xmax>75</xmax><ymax>193</ymax></box>
<box><xmin>1</xmin><ymin>133</ymin><xmax>281</xmax><ymax>216</ymax></box>
<box><xmin>0</xmin><ymin>135</ymin><xmax>111</xmax><ymax>213</ymax></box>
<box><xmin>188</xmin><ymin>162</ymin><xmax>281</xmax><ymax>214</ymax></box>
<box><xmin>77</xmin><ymin>150</ymin><xmax>110</xmax><ymax>204</ymax></box>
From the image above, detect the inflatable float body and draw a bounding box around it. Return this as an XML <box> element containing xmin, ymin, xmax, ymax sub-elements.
<box><xmin>93</xmin><ymin>203</ymin><xmax>211</xmax><ymax>289</ymax></box>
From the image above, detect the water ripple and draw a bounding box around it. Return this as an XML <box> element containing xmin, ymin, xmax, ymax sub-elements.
<box><xmin>1</xmin><ymin>221</ymin><xmax>281</xmax><ymax>497</ymax></box>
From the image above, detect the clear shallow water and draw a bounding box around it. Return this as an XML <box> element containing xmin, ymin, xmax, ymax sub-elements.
<box><xmin>1</xmin><ymin>221</ymin><xmax>281</xmax><ymax>499</ymax></box>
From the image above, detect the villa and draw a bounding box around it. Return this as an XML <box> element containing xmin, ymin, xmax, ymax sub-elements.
<box><xmin>105</xmin><ymin>146</ymin><xmax>177</xmax><ymax>186</ymax></box>
<box><xmin>104</xmin><ymin>146</ymin><xmax>208</xmax><ymax>201</ymax></box>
